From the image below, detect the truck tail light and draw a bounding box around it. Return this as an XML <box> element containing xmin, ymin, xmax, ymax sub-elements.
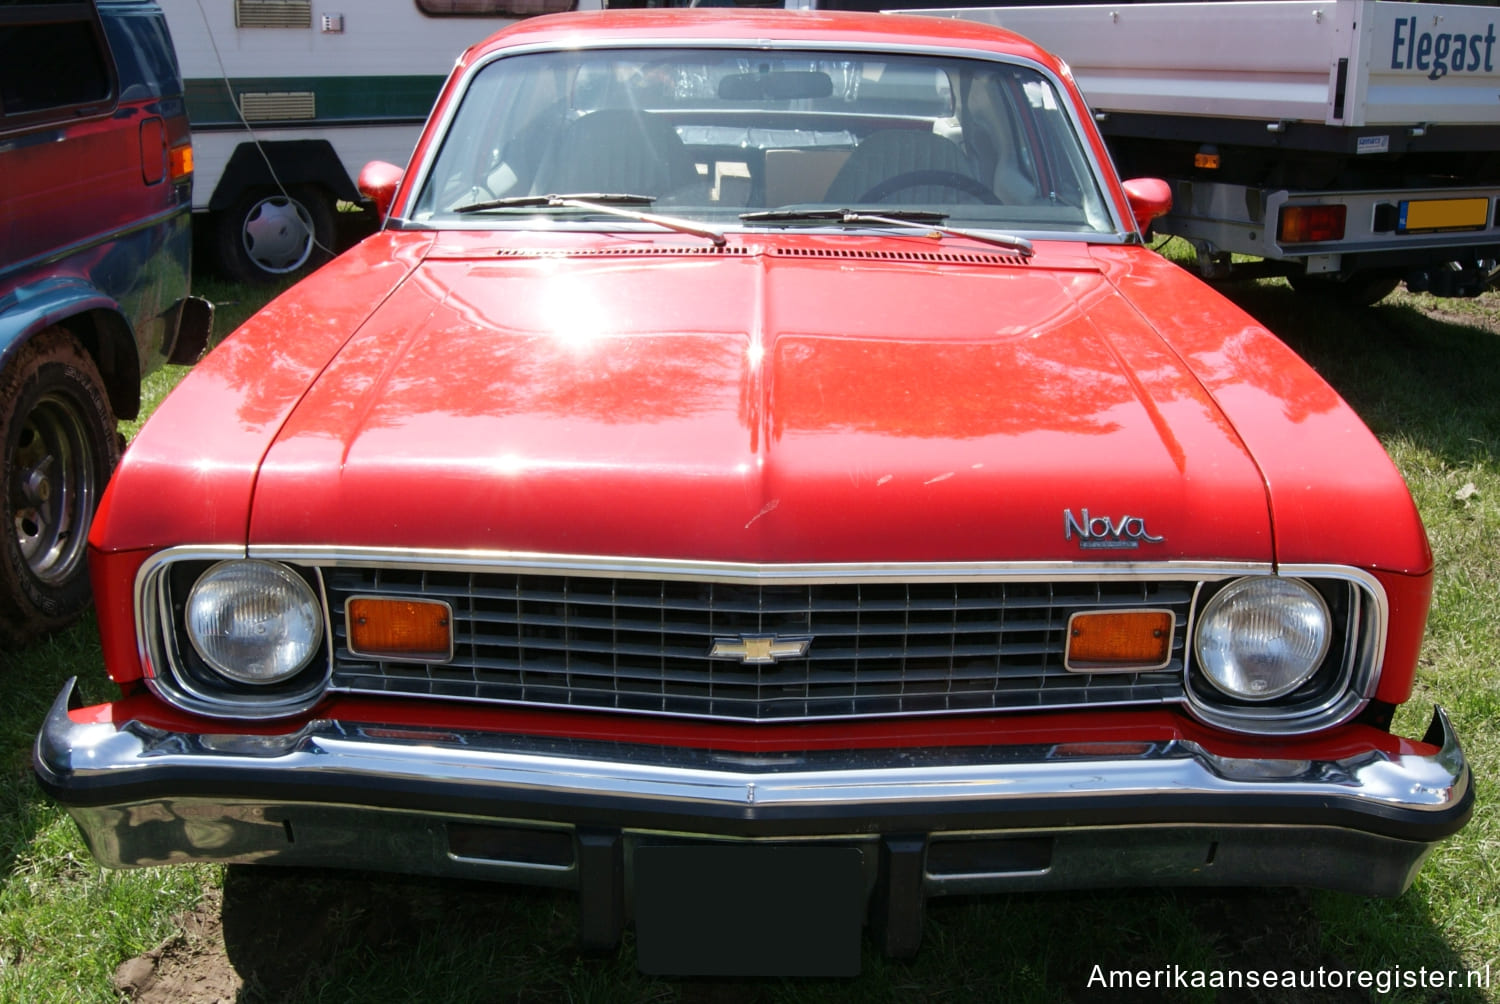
<box><xmin>1064</xmin><ymin>610</ymin><xmax>1174</xmax><ymax>672</ymax></box>
<box><xmin>1279</xmin><ymin>204</ymin><xmax>1346</xmax><ymax>244</ymax></box>
<box><xmin>347</xmin><ymin>597</ymin><xmax>455</xmax><ymax>662</ymax></box>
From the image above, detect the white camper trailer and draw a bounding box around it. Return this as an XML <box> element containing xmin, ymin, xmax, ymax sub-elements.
<box><xmin>163</xmin><ymin>0</ymin><xmax>598</xmax><ymax>281</ymax></box>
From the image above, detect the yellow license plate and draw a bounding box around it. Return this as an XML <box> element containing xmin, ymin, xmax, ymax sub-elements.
<box><xmin>1399</xmin><ymin>197</ymin><xmax>1491</xmax><ymax>233</ymax></box>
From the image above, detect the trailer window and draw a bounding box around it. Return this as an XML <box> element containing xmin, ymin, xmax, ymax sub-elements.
<box><xmin>417</xmin><ymin>0</ymin><xmax>577</xmax><ymax>16</ymax></box>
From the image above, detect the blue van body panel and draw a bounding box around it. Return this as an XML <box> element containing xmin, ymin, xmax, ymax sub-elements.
<box><xmin>0</xmin><ymin>0</ymin><xmax>206</xmax><ymax>639</ymax></box>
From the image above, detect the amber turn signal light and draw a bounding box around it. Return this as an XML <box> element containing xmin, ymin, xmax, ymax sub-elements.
<box><xmin>1278</xmin><ymin>204</ymin><xmax>1346</xmax><ymax>244</ymax></box>
<box><xmin>346</xmin><ymin>597</ymin><xmax>454</xmax><ymax>662</ymax></box>
<box><xmin>1064</xmin><ymin>610</ymin><xmax>1174</xmax><ymax>672</ymax></box>
<box><xmin>169</xmin><ymin>142</ymin><xmax>194</xmax><ymax>180</ymax></box>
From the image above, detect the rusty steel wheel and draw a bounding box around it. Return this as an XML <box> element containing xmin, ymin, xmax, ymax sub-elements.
<box><xmin>0</xmin><ymin>327</ymin><xmax>119</xmax><ymax>645</ymax></box>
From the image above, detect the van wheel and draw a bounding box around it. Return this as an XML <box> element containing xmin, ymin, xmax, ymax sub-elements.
<box><xmin>215</xmin><ymin>186</ymin><xmax>336</xmax><ymax>283</ymax></box>
<box><xmin>0</xmin><ymin>328</ymin><xmax>120</xmax><ymax>645</ymax></box>
<box><xmin>1287</xmin><ymin>272</ymin><xmax>1401</xmax><ymax>308</ymax></box>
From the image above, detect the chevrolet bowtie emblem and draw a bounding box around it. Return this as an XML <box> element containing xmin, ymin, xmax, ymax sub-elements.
<box><xmin>709</xmin><ymin>633</ymin><xmax>813</xmax><ymax>665</ymax></box>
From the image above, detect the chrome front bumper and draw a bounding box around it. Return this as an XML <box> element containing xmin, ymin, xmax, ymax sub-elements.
<box><xmin>35</xmin><ymin>678</ymin><xmax>1471</xmax><ymax>957</ymax></box>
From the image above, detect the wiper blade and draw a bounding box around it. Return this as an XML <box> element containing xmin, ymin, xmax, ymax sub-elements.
<box><xmin>454</xmin><ymin>193</ymin><xmax>726</xmax><ymax>246</ymax></box>
<box><xmin>740</xmin><ymin>208</ymin><xmax>1034</xmax><ymax>257</ymax></box>
<box><xmin>740</xmin><ymin>208</ymin><xmax>946</xmax><ymax>224</ymax></box>
<box><xmin>453</xmin><ymin>192</ymin><xmax>656</xmax><ymax>214</ymax></box>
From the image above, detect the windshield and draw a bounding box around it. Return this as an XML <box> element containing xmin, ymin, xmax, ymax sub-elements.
<box><xmin>410</xmin><ymin>46</ymin><xmax>1116</xmax><ymax>235</ymax></box>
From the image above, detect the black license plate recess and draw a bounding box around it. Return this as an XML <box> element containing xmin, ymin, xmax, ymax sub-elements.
<box><xmin>633</xmin><ymin>843</ymin><xmax>866</xmax><ymax>977</ymax></box>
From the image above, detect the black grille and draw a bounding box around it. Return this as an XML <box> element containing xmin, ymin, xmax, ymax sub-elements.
<box><xmin>325</xmin><ymin>568</ymin><xmax>1191</xmax><ymax>722</ymax></box>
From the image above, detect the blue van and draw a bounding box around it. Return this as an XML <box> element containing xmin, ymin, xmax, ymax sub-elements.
<box><xmin>0</xmin><ymin>0</ymin><xmax>210</xmax><ymax>644</ymax></box>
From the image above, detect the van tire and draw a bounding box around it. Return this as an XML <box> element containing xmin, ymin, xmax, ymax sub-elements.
<box><xmin>214</xmin><ymin>186</ymin><xmax>336</xmax><ymax>283</ymax></box>
<box><xmin>0</xmin><ymin>328</ymin><xmax>120</xmax><ymax>646</ymax></box>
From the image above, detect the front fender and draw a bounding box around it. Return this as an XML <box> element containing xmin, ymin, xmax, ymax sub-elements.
<box><xmin>0</xmin><ymin>276</ymin><xmax>141</xmax><ymax>418</ymax></box>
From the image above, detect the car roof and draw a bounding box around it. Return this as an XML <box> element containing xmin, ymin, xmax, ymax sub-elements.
<box><xmin>460</xmin><ymin>8</ymin><xmax>1060</xmax><ymax>70</ymax></box>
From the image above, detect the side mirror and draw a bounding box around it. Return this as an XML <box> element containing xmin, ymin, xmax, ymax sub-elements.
<box><xmin>358</xmin><ymin>161</ymin><xmax>405</xmax><ymax>221</ymax></box>
<box><xmin>1121</xmin><ymin>178</ymin><xmax>1172</xmax><ymax>235</ymax></box>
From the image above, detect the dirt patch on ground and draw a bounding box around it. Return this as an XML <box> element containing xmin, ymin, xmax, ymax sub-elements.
<box><xmin>112</xmin><ymin>889</ymin><xmax>240</xmax><ymax>1004</ymax></box>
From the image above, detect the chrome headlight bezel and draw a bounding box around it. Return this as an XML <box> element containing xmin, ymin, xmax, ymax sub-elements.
<box><xmin>138</xmin><ymin>549</ymin><xmax>333</xmax><ymax>719</ymax></box>
<box><xmin>1183</xmin><ymin>570</ymin><xmax>1383</xmax><ymax>735</ymax></box>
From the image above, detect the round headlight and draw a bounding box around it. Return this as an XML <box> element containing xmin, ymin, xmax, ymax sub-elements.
<box><xmin>1194</xmin><ymin>577</ymin><xmax>1331</xmax><ymax>701</ymax></box>
<box><xmin>185</xmin><ymin>560</ymin><xmax>323</xmax><ymax>685</ymax></box>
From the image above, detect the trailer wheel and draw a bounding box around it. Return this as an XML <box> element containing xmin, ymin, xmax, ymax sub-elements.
<box><xmin>1287</xmin><ymin>272</ymin><xmax>1401</xmax><ymax>308</ymax></box>
<box><xmin>0</xmin><ymin>328</ymin><xmax>120</xmax><ymax>645</ymax></box>
<box><xmin>214</xmin><ymin>186</ymin><xmax>336</xmax><ymax>284</ymax></box>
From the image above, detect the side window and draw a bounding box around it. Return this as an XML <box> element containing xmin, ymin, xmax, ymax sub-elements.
<box><xmin>415</xmin><ymin>0</ymin><xmax>577</xmax><ymax>17</ymax></box>
<box><xmin>0</xmin><ymin>3</ymin><xmax>114</xmax><ymax>128</ymax></box>
<box><xmin>101</xmin><ymin>9</ymin><xmax>181</xmax><ymax>102</ymax></box>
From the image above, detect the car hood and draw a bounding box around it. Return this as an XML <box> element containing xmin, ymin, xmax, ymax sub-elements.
<box><xmin>243</xmin><ymin>235</ymin><xmax>1272</xmax><ymax>563</ymax></box>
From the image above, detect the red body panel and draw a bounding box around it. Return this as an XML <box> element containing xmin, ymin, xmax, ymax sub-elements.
<box><xmin>90</xmin><ymin>231</ymin><xmax>435</xmax><ymax>552</ymax></box>
<box><xmin>238</xmin><ymin>234</ymin><xmax>1268</xmax><ymax>563</ymax></box>
<box><xmin>1091</xmin><ymin>246</ymin><xmax>1432</xmax><ymax>575</ymax></box>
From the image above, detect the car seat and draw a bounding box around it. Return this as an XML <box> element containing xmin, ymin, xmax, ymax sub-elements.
<box><xmin>824</xmin><ymin>129</ymin><xmax>992</xmax><ymax>205</ymax></box>
<box><xmin>533</xmin><ymin>108</ymin><xmax>700</xmax><ymax>198</ymax></box>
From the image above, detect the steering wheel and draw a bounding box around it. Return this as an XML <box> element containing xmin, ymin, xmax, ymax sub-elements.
<box><xmin>857</xmin><ymin>170</ymin><xmax>1001</xmax><ymax>205</ymax></box>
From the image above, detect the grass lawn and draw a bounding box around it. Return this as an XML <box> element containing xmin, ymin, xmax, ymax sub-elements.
<box><xmin>1</xmin><ymin>259</ymin><xmax>1496</xmax><ymax>1002</ymax></box>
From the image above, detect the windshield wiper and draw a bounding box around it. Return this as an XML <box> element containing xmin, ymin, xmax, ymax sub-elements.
<box><xmin>739</xmin><ymin>208</ymin><xmax>1034</xmax><ymax>257</ymax></box>
<box><xmin>453</xmin><ymin>192</ymin><xmax>656</xmax><ymax>213</ymax></box>
<box><xmin>454</xmin><ymin>193</ymin><xmax>726</xmax><ymax>246</ymax></box>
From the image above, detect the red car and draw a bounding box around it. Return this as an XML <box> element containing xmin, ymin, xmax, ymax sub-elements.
<box><xmin>37</xmin><ymin>9</ymin><xmax>1470</xmax><ymax>977</ymax></box>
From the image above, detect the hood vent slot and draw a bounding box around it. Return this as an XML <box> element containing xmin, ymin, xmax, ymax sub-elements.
<box><xmin>494</xmin><ymin>246</ymin><xmax>751</xmax><ymax>260</ymax></box>
<box><xmin>771</xmin><ymin>246</ymin><xmax>1028</xmax><ymax>267</ymax></box>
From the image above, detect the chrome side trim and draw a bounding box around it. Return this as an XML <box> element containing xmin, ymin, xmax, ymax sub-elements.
<box><xmin>259</xmin><ymin>546</ymin><xmax>1278</xmax><ymax>584</ymax></box>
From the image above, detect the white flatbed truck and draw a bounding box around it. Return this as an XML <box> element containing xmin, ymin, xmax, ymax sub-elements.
<box><xmin>912</xmin><ymin>1</ymin><xmax>1500</xmax><ymax>302</ymax></box>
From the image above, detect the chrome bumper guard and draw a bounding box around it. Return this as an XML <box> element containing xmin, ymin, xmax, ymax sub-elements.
<box><xmin>35</xmin><ymin>679</ymin><xmax>1471</xmax><ymax>956</ymax></box>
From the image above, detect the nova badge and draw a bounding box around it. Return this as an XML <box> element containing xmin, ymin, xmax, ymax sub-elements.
<box><xmin>709</xmin><ymin>633</ymin><xmax>813</xmax><ymax>665</ymax></box>
<box><xmin>1064</xmin><ymin>508</ymin><xmax>1165</xmax><ymax>550</ymax></box>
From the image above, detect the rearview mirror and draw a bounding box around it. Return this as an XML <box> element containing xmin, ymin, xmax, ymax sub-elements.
<box><xmin>718</xmin><ymin>71</ymin><xmax>833</xmax><ymax>101</ymax></box>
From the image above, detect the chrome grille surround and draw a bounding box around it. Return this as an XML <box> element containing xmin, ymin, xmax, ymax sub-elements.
<box><xmin>135</xmin><ymin>548</ymin><xmax>1387</xmax><ymax>734</ymax></box>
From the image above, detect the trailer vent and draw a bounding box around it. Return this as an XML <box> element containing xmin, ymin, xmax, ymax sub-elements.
<box><xmin>239</xmin><ymin>91</ymin><xmax>316</xmax><ymax>122</ymax></box>
<box><xmin>235</xmin><ymin>0</ymin><xmax>313</xmax><ymax>29</ymax></box>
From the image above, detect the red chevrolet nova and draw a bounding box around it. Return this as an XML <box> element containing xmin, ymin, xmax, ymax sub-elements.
<box><xmin>37</xmin><ymin>9</ymin><xmax>1470</xmax><ymax>977</ymax></box>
